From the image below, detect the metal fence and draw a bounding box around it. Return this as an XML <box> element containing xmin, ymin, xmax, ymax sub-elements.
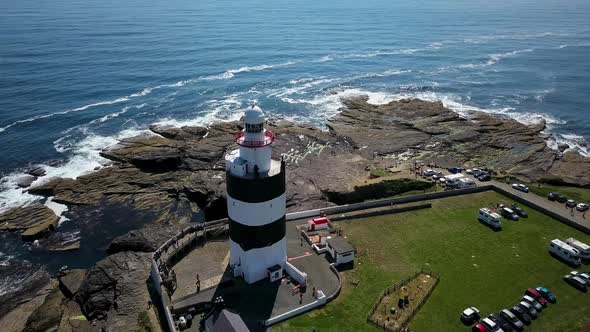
<box><xmin>366</xmin><ymin>269</ymin><xmax>440</xmax><ymax>332</ymax></box>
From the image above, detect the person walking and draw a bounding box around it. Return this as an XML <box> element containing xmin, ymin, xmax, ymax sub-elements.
<box><xmin>147</xmin><ymin>300</ymin><xmax>152</xmax><ymax>309</ymax></box>
<box><xmin>299</xmin><ymin>291</ymin><xmax>304</xmax><ymax>304</ymax></box>
<box><xmin>196</xmin><ymin>274</ymin><xmax>201</xmax><ymax>293</ymax></box>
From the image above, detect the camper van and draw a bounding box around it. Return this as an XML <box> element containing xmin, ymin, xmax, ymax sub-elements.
<box><xmin>565</xmin><ymin>238</ymin><xmax>590</xmax><ymax>260</ymax></box>
<box><xmin>478</xmin><ymin>208</ymin><xmax>502</xmax><ymax>230</ymax></box>
<box><xmin>445</xmin><ymin>174</ymin><xmax>465</xmax><ymax>189</ymax></box>
<box><xmin>549</xmin><ymin>239</ymin><xmax>582</xmax><ymax>266</ymax></box>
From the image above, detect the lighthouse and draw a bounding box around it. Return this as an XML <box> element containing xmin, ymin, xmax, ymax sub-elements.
<box><xmin>225</xmin><ymin>106</ymin><xmax>287</xmax><ymax>284</ymax></box>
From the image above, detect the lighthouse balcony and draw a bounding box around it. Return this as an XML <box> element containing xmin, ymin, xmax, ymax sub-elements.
<box><xmin>225</xmin><ymin>149</ymin><xmax>282</xmax><ymax>179</ymax></box>
<box><xmin>235</xmin><ymin>130</ymin><xmax>275</xmax><ymax>148</ymax></box>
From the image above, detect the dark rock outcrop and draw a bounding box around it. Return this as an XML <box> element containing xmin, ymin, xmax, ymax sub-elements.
<box><xmin>16</xmin><ymin>175</ymin><xmax>36</xmax><ymax>188</ymax></box>
<box><xmin>58</xmin><ymin>269</ymin><xmax>87</xmax><ymax>299</ymax></box>
<box><xmin>0</xmin><ymin>204</ymin><xmax>58</xmax><ymax>240</ymax></box>
<box><xmin>24</xmin><ymin>285</ymin><xmax>66</xmax><ymax>332</ymax></box>
<box><xmin>74</xmin><ymin>251</ymin><xmax>152</xmax><ymax>331</ymax></box>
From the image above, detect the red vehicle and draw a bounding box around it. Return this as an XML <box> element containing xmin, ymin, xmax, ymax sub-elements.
<box><xmin>525</xmin><ymin>288</ymin><xmax>548</xmax><ymax>307</ymax></box>
<box><xmin>472</xmin><ymin>323</ymin><xmax>488</xmax><ymax>332</ymax></box>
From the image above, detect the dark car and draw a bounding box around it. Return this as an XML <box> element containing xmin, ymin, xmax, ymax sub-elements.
<box><xmin>489</xmin><ymin>313</ymin><xmax>513</xmax><ymax>332</ymax></box>
<box><xmin>548</xmin><ymin>192</ymin><xmax>559</xmax><ymax>201</ymax></box>
<box><xmin>478</xmin><ymin>173</ymin><xmax>491</xmax><ymax>182</ymax></box>
<box><xmin>500</xmin><ymin>309</ymin><xmax>524</xmax><ymax>331</ymax></box>
<box><xmin>557</xmin><ymin>194</ymin><xmax>568</xmax><ymax>203</ymax></box>
<box><xmin>449</xmin><ymin>166</ymin><xmax>462</xmax><ymax>174</ymax></box>
<box><xmin>511</xmin><ymin>205</ymin><xmax>528</xmax><ymax>218</ymax></box>
<box><xmin>500</xmin><ymin>207</ymin><xmax>519</xmax><ymax>221</ymax></box>
<box><xmin>518</xmin><ymin>301</ymin><xmax>538</xmax><ymax>319</ymax></box>
<box><xmin>566</xmin><ymin>199</ymin><xmax>577</xmax><ymax>208</ymax></box>
<box><xmin>510</xmin><ymin>306</ymin><xmax>532</xmax><ymax>325</ymax></box>
<box><xmin>472</xmin><ymin>169</ymin><xmax>484</xmax><ymax>177</ymax></box>
<box><xmin>536</xmin><ymin>286</ymin><xmax>557</xmax><ymax>303</ymax></box>
<box><xmin>564</xmin><ymin>274</ymin><xmax>588</xmax><ymax>292</ymax></box>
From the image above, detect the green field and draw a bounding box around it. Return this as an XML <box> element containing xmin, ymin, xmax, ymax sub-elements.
<box><xmin>275</xmin><ymin>192</ymin><xmax>590</xmax><ymax>332</ymax></box>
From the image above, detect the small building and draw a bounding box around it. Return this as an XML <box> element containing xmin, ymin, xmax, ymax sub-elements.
<box><xmin>326</xmin><ymin>237</ymin><xmax>356</xmax><ymax>266</ymax></box>
<box><xmin>205</xmin><ymin>309</ymin><xmax>250</xmax><ymax>332</ymax></box>
<box><xmin>307</xmin><ymin>216</ymin><xmax>329</xmax><ymax>231</ymax></box>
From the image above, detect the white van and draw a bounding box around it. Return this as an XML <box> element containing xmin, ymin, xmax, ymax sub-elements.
<box><xmin>446</xmin><ymin>174</ymin><xmax>465</xmax><ymax>189</ymax></box>
<box><xmin>478</xmin><ymin>208</ymin><xmax>502</xmax><ymax>230</ymax></box>
<box><xmin>549</xmin><ymin>239</ymin><xmax>582</xmax><ymax>266</ymax></box>
<box><xmin>457</xmin><ymin>178</ymin><xmax>476</xmax><ymax>189</ymax></box>
<box><xmin>565</xmin><ymin>238</ymin><xmax>590</xmax><ymax>260</ymax></box>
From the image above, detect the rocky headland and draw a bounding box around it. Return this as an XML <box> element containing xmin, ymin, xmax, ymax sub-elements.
<box><xmin>1</xmin><ymin>96</ymin><xmax>589</xmax><ymax>331</ymax></box>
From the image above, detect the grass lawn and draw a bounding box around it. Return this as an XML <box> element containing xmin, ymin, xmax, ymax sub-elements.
<box><xmin>275</xmin><ymin>191</ymin><xmax>590</xmax><ymax>332</ymax></box>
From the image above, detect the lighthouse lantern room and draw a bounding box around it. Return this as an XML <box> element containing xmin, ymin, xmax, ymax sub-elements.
<box><xmin>225</xmin><ymin>106</ymin><xmax>287</xmax><ymax>284</ymax></box>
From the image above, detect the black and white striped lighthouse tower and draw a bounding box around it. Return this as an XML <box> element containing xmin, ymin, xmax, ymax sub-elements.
<box><xmin>225</xmin><ymin>105</ymin><xmax>287</xmax><ymax>284</ymax></box>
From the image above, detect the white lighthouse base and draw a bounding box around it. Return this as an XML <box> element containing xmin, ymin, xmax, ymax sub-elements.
<box><xmin>230</xmin><ymin>238</ymin><xmax>287</xmax><ymax>284</ymax></box>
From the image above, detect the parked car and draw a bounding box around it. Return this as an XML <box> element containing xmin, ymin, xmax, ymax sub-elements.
<box><xmin>510</xmin><ymin>306</ymin><xmax>532</xmax><ymax>325</ymax></box>
<box><xmin>439</xmin><ymin>177</ymin><xmax>447</xmax><ymax>185</ymax></box>
<box><xmin>577</xmin><ymin>203</ymin><xmax>589</xmax><ymax>212</ymax></box>
<box><xmin>449</xmin><ymin>166</ymin><xmax>462</xmax><ymax>174</ymax></box>
<box><xmin>481</xmin><ymin>317</ymin><xmax>504</xmax><ymax>332</ymax></box>
<box><xmin>473</xmin><ymin>323</ymin><xmax>489</xmax><ymax>332</ymax></box>
<box><xmin>577</xmin><ymin>272</ymin><xmax>590</xmax><ymax>283</ymax></box>
<box><xmin>535</xmin><ymin>286</ymin><xmax>557</xmax><ymax>303</ymax></box>
<box><xmin>557</xmin><ymin>194</ymin><xmax>568</xmax><ymax>203</ymax></box>
<box><xmin>461</xmin><ymin>307</ymin><xmax>481</xmax><ymax>325</ymax></box>
<box><xmin>478</xmin><ymin>173</ymin><xmax>492</xmax><ymax>182</ymax></box>
<box><xmin>499</xmin><ymin>309</ymin><xmax>525</xmax><ymax>331</ymax></box>
<box><xmin>566</xmin><ymin>199</ymin><xmax>577</xmax><ymax>208</ymax></box>
<box><xmin>488</xmin><ymin>313</ymin><xmax>512</xmax><ymax>332</ymax></box>
<box><xmin>511</xmin><ymin>205</ymin><xmax>528</xmax><ymax>218</ymax></box>
<box><xmin>522</xmin><ymin>295</ymin><xmax>543</xmax><ymax>312</ymax></box>
<box><xmin>525</xmin><ymin>288</ymin><xmax>547</xmax><ymax>306</ymax></box>
<box><xmin>473</xmin><ymin>169</ymin><xmax>484</xmax><ymax>177</ymax></box>
<box><xmin>548</xmin><ymin>192</ymin><xmax>559</xmax><ymax>201</ymax></box>
<box><xmin>500</xmin><ymin>207</ymin><xmax>519</xmax><ymax>221</ymax></box>
<box><xmin>512</xmin><ymin>183</ymin><xmax>529</xmax><ymax>193</ymax></box>
<box><xmin>423</xmin><ymin>169</ymin><xmax>436</xmax><ymax>177</ymax></box>
<box><xmin>518</xmin><ymin>301</ymin><xmax>538</xmax><ymax>319</ymax></box>
<box><xmin>466</xmin><ymin>168</ymin><xmax>474</xmax><ymax>174</ymax></box>
<box><xmin>564</xmin><ymin>274</ymin><xmax>588</xmax><ymax>292</ymax></box>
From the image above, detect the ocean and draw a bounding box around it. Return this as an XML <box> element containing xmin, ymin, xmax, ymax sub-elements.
<box><xmin>0</xmin><ymin>0</ymin><xmax>590</xmax><ymax>294</ymax></box>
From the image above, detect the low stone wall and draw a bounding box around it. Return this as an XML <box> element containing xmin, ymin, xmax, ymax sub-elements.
<box><xmin>329</xmin><ymin>203</ymin><xmax>432</xmax><ymax>222</ymax></box>
<box><xmin>287</xmin><ymin>186</ymin><xmax>492</xmax><ymax>221</ymax></box>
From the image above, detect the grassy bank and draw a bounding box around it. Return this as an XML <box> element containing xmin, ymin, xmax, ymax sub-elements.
<box><xmin>528</xmin><ymin>184</ymin><xmax>590</xmax><ymax>205</ymax></box>
<box><xmin>275</xmin><ymin>192</ymin><xmax>590</xmax><ymax>331</ymax></box>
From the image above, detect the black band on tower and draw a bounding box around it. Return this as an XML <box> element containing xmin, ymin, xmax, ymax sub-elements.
<box><xmin>229</xmin><ymin>216</ymin><xmax>286</xmax><ymax>251</ymax></box>
<box><xmin>226</xmin><ymin>168</ymin><xmax>286</xmax><ymax>203</ymax></box>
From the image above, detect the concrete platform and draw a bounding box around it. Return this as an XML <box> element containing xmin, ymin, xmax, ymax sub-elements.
<box><xmin>169</xmin><ymin>223</ymin><xmax>340</xmax><ymax>331</ymax></box>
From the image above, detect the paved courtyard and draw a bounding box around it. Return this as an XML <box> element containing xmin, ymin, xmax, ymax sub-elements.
<box><xmin>169</xmin><ymin>222</ymin><xmax>340</xmax><ymax>331</ymax></box>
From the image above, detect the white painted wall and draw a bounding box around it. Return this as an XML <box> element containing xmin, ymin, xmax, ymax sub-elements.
<box><xmin>239</xmin><ymin>145</ymin><xmax>272</xmax><ymax>174</ymax></box>
<box><xmin>228</xmin><ymin>194</ymin><xmax>286</xmax><ymax>226</ymax></box>
<box><xmin>229</xmin><ymin>238</ymin><xmax>287</xmax><ymax>284</ymax></box>
<box><xmin>284</xmin><ymin>261</ymin><xmax>307</xmax><ymax>285</ymax></box>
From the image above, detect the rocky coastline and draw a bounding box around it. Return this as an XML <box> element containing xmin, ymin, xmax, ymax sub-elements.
<box><xmin>1</xmin><ymin>96</ymin><xmax>589</xmax><ymax>331</ymax></box>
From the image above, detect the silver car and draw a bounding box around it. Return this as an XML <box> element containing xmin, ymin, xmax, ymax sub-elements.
<box><xmin>522</xmin><ymin>295</ymin><xmax>543</xmax><ymax>312</ymax></box>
